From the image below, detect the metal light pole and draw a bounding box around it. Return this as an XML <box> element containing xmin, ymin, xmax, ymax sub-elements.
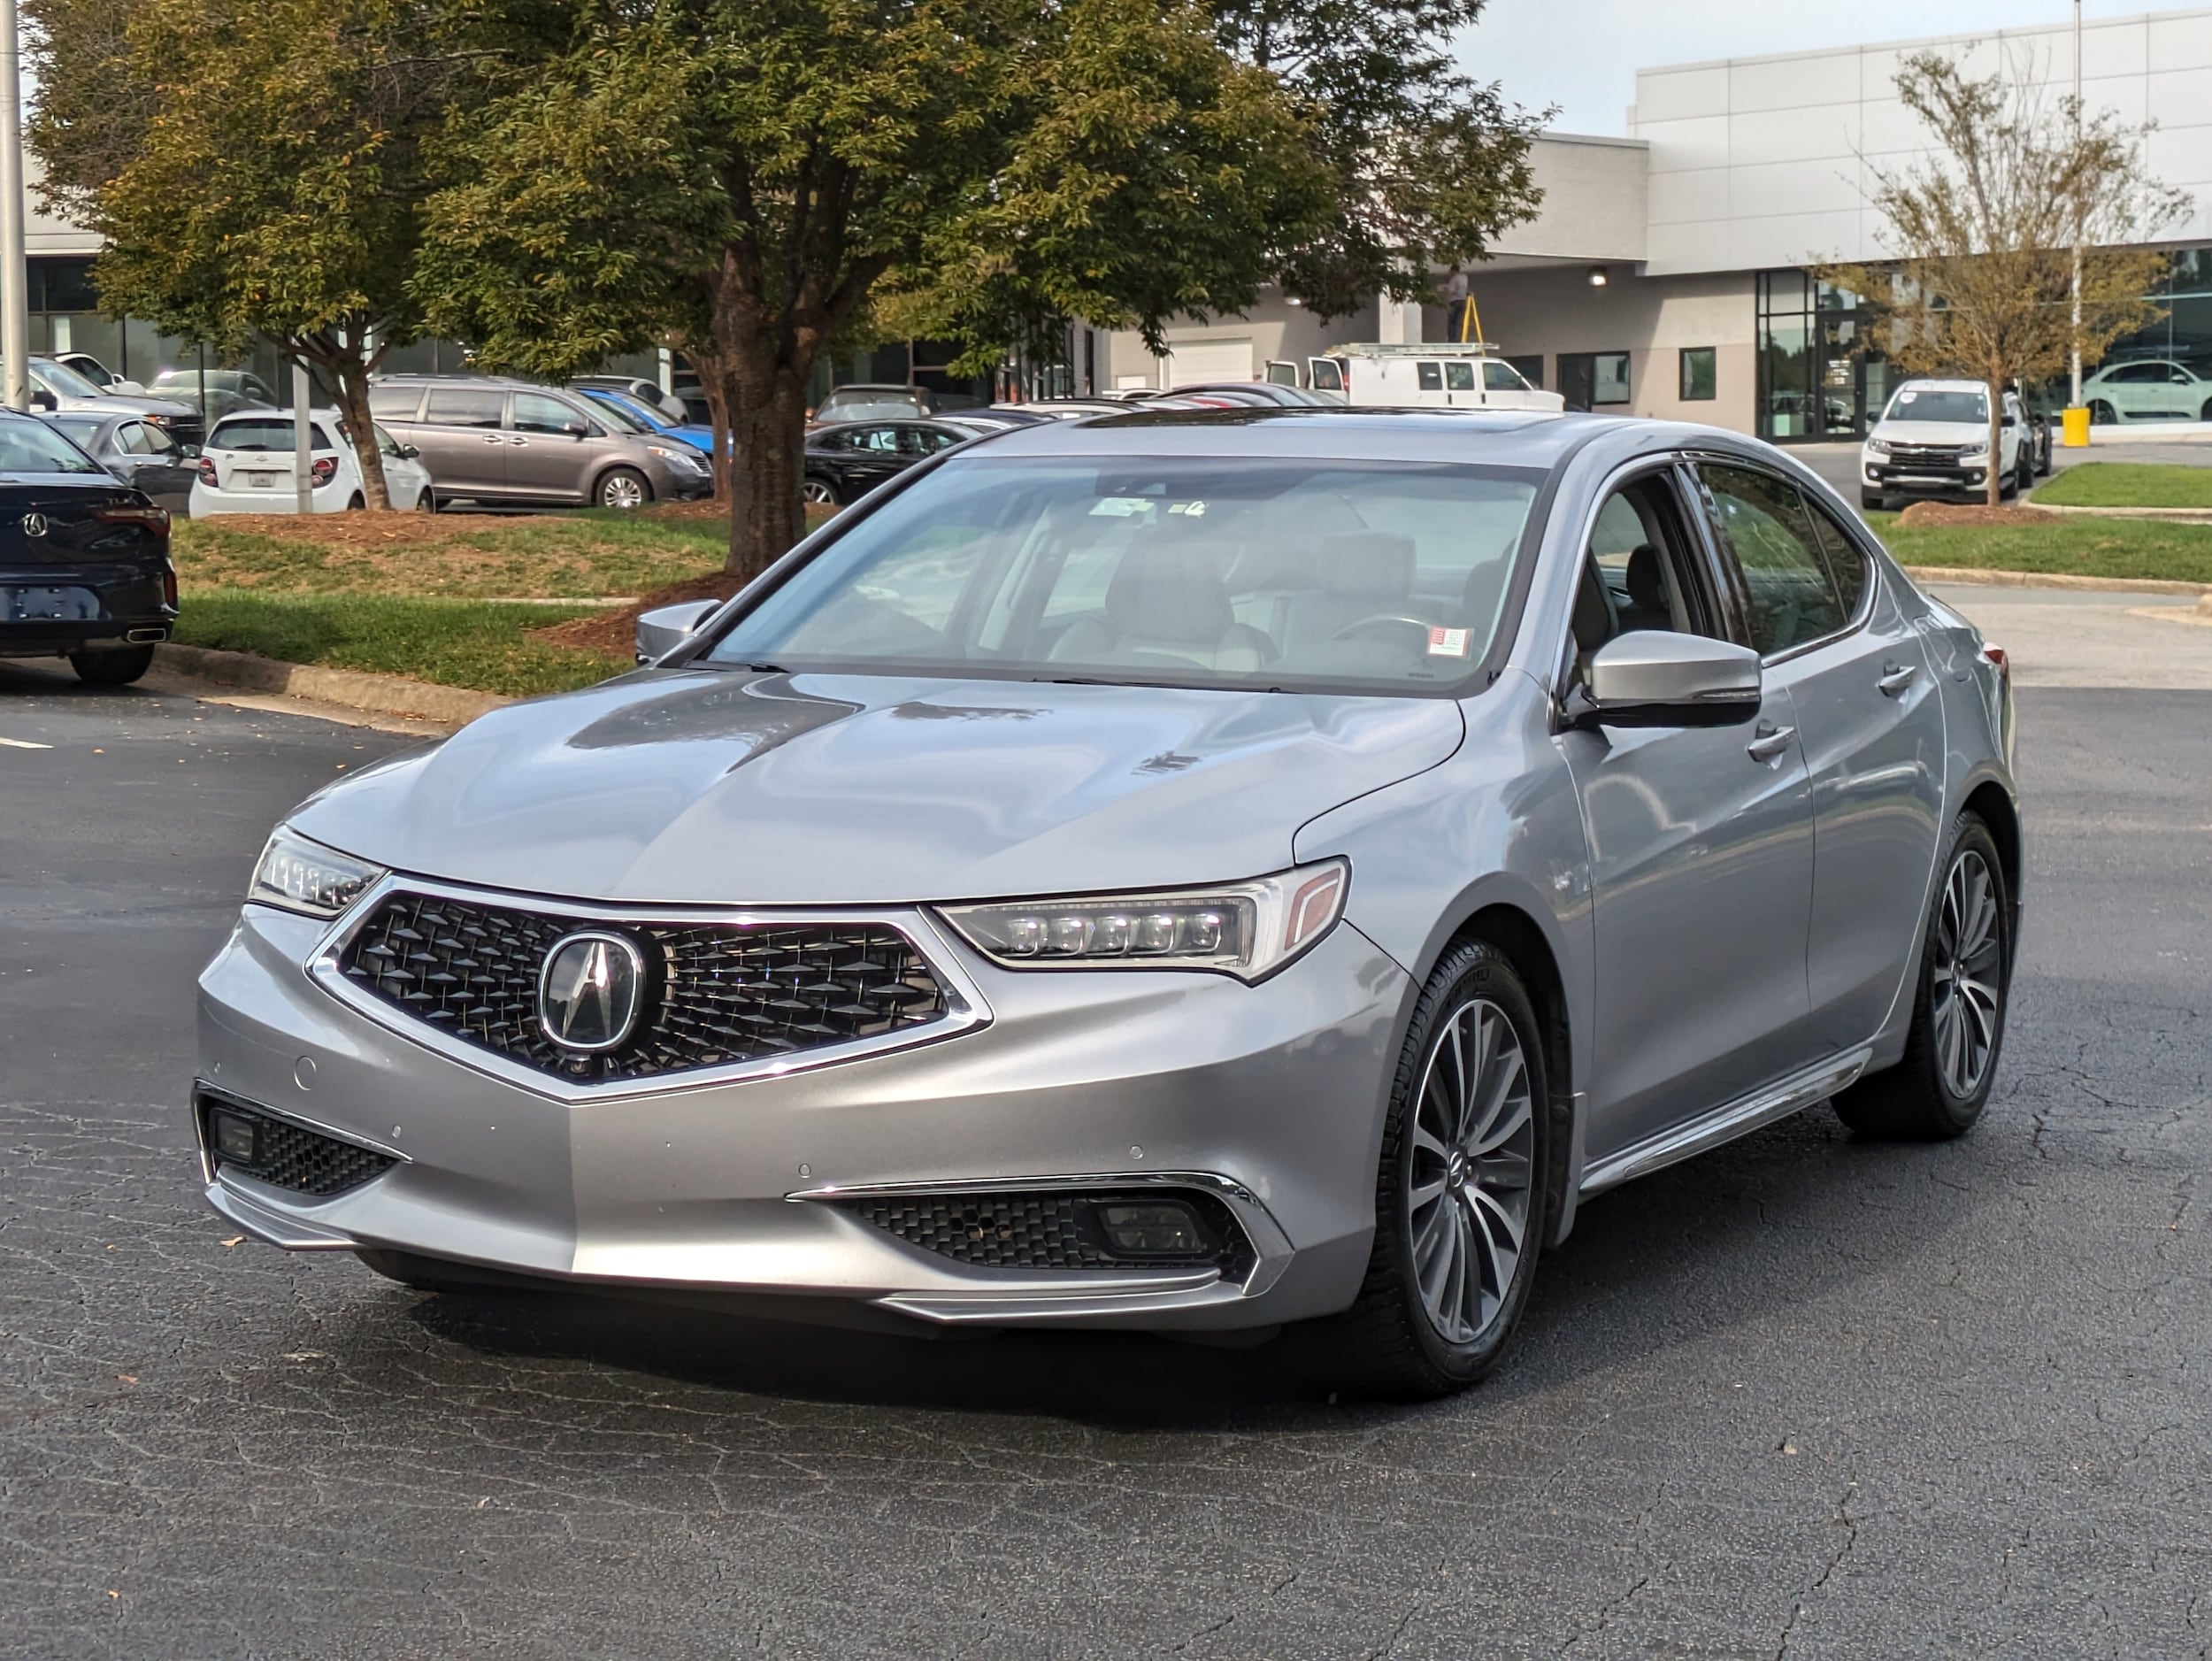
<box><xmin>2070</xmin><ymin>0</ymin><xmax>2084</xmax><ymax>408</ymax></box>
<box><xmin>0</xmin><ymin>0</ymin><xmax>30</xmax><ymax>411</ymax></box>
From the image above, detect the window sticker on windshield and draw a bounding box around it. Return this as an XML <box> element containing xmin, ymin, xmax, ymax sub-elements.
<box><xmin>1899</xmin><ymin>390</ymin><xmax>1917</xmax><ymax>403</ymax></box>
<box><xmin>1167</xmin><ymin>500</ymin><xmax>1207</xmax><ymax>517</ymax></box>
<box><xmin>1427</xmin><ymin>627</ymin><xmax>1471</xmax><ymax>658</ymax></box>
<box><xmin>1090</xmin><ymin>497</ymin><xmax>1156</xmax><ymax>517</ymax></box>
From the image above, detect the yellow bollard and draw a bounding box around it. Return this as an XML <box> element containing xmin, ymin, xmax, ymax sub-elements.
<box><xmin>2062</xmin><ymin>405</ymin><xmax>2092</xmax><ymax>447</ymax></box>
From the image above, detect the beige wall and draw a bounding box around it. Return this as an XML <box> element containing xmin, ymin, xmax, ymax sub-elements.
<box><xmin>1102</xmin><ymin>296</ymin><xmax>1381</xmax><ymax>389</ymax></box>
<box><xmin>1452</xmin><ymin>265</ymin><xmax>1758</xmax><ymax>433</ymax></box>
<box><xmin>1491</xmin><ymin>135</ymin><xmax>1649</xmax><ymax>263</ymax></box>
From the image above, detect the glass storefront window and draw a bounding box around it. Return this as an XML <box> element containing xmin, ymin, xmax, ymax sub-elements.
<box><xmin>1679</xmin><ymin>347</ymin><xmax>1717</xmax><ymax>401</ymax></box>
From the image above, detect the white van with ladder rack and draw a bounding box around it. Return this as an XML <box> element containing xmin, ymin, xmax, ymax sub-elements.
<box><xmin>1267</xmin><ymin>343</ymin><xmax>1564</xmax><ymax>412</ymax></box>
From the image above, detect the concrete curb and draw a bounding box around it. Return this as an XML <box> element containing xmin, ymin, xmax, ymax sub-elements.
<box><xmin>1900</xmin><ymin>565</ymin><xmax>2212</xmax><ymax>597</ymax></box>
<box><xmin>2030</xmin><ymin>502</ymin><xmax>2212</xmax><ymax>523</ymax></box>
<box><xmin>152</xmin><ymin>643</ymin><xmax>512</xmax><ymax>725</ymax></box>
<box><xmin>2200</xmin><ymin>593</ymin><xmax>2212</xmax><ymax>617</ymax></box>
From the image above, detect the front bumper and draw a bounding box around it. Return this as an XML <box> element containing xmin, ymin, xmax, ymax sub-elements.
<box><xmin>196</xmin><ymin>896</ymin><xmax>1408</xmax><ymax>1330</ymax></box>
<box><xmin>1863</xmin><ymin>458</ymin><xmax>1989</xmax><ymax>496</ymax></box>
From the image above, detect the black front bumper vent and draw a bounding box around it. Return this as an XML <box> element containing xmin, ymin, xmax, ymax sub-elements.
<box><xmin>335</xmin><ymin>892</ymin><xmax>953</xmax><ymax>1083</ymax></box>
<box><xmin>196</xmin><ymin>1093</ymin><xmax>397</xmax><ymax>1198</ymax></box>
<box><xmin>845</xmin><ymin>1188</ymin><xmax>1256</xmax><ymax>1280</ymax></box>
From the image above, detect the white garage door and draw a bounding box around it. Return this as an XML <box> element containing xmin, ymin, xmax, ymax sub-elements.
<box><xmin>1166</xmin><ymin>339</ymin><xmax>1255</xmax><ymax>387</ymax></box>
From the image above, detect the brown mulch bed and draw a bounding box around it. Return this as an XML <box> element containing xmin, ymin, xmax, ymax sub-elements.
<box><xmin>531</xmin><ymin>572</ymin><xmax>741</xmax><ymax>656</ymax></box>
<box><xmin>1894</xmin><ymin>502</ymin><xmax>2058</xmax><ymax>528</ymax></box>
<box><xmin>190</xmin><ymin>509</ymin><xmax>472</xmax><ymax>549</ymax></box>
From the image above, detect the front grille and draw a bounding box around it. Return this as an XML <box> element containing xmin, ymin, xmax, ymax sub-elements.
<box><xmin>336</xmin><ymin>892</ymin><xmax>952</xmax><ymax>1083</ymax></box>
<box><xmin>1885</xmin><ymin>443</ymin><xmax>1969</xmax><ymax>466</ymax></box>
<box><xmin>198</xmin><ymin>1096</ymin><xmax>396</xmax><ymax>1198</ymax></box>
<box><xmin>847</xmin><ymin>1188</ymin><xmax>1256</xmax><ymax>1280</ymax></box>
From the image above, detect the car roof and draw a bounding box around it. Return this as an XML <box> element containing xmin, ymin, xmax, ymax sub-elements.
<box><xmin>1888</xmin><ymin>378</ymin><xmax>1992</xmax><ymax>393</ymax></box>
<box><xmin>945</xmin><ymin>404</ymin><xmax>1601</xmax><ymax>465</ymax></box>
<box><xmin>822</xmin><ymin>384</ymin><xmax>925</xmax><ymax>396</ymax></box>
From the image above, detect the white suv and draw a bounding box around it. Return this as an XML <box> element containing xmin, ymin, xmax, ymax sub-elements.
<box><xmin>189</xmin><ymin>409</ymin><xmax>434</xmax><ymax>516</ymax></box>
<box><xmin>1860</xmin><ymin>380</ymin><xmax>2047</xmax><ymax>511</ymax></box>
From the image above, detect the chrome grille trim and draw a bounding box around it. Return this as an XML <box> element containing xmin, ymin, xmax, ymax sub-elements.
<box><xmin>304</xmin><ymin>874</ymin><xmax>991</xmax><ymax>1102</ymax></box>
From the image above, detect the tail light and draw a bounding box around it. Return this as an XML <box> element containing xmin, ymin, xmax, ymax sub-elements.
<box><xmin>310</xmin><ymin>457</ymin><xmax>338</xmax><ymax>487</ymax></box>
<box><xmin>162</xmin><ymin>566</ymin><xmax>179</xmax><ymax>609</ymax></box>
<box><xmin>96</xmin><ymin>504</ymin><xmax>171</xmax><ymax>534</ymax></box>
<box><xmin>1980</xmin><ymin>643</ymin><xmax>2008</xmax><ymax>679</ymax></box>
<box><xmin>197</xmin><ymin>457</ymin><xmax>218</xmax><ymax>486</ymax></box>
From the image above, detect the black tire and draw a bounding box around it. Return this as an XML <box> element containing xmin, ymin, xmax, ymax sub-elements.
<box><xmin>801</xmin><ymin>475</ymin><xmax>841</xmax><ymax>507</ymax></box>
<box><xmin>1860</xmin><ymin>488</ymin><xmax>1890</xmax><ymax>511</ymax></box>
<box><xmin>1283</xmin><ymin>939</ymin><xmax>1551</xmax><ymax>1398</ymax></box>
<box><xmin>597</xmin><ymin>467</ymin><xmax>652</xmax><ymax>510</ymax></box>
<box><xmin>2015</xmin><ymin>452</ymin><xmax>2033</xmax><ymax>495</ymax></box>
<box><xmin>68</xmin><ymin>643</ymin><xmax>155</xmax><ymax>686</ymax></box>
<box><xmin>345</xmin><ymin>491</ymin><xmax>365</xmax><ymax>511</ymax></box>
<box><xmin>1834</xmin><ymin>813</ymin><xmax>2011</xmax><ymax>1141</ymax></box>
<box><xmin>2088</xmin><ymin>399</ymin><xmax>2117</xmax><ymax>426</ymax></box>
<box><xmin>415</xmin><ymin>486</ymin><xmax>438</xmax><ymax>514</ymax></box>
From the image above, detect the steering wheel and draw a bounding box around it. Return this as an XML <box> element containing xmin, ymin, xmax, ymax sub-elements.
<box><xmin>1331</xmin><ymin>614</ymin><xmax>1435</xmax><ymax>646</ymax></box>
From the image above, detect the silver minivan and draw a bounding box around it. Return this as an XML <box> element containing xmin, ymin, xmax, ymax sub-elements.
<box><xmin>367</xmin><ymin>376</ymin><xmax>713</xmax><ymax>509</ymax></box>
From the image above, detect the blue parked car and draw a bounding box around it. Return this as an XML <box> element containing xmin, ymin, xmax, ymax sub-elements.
<box><xmin>572</xmin><ymin>385</ymin><xmax>718</xmax><ymax>458</ymax></box>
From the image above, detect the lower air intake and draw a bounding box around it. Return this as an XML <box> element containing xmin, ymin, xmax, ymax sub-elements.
<box><xmin>846</xmin><ymin>1188</ymin><xmax>1255</xmax><ymax>1280</ymax></box>
<box><xmin>197</xmin><ymin>1094</ymin><xmax>397</xmax><ymax>1199</ymax></box>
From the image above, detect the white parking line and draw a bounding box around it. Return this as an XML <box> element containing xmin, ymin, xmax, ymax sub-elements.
<box><xmin>0</xmin><ymin>736</ymin><xmax>53</xmax><ymax>750</ymax></box>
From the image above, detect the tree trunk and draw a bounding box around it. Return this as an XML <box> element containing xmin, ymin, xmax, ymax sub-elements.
<box><xmin>724</xmin><ymin>356</ymin><xmax>810</xmax><ymax>582</ymax></box>
<box><xmin>703</xmin><ymin>379</ymin><xmax>733</xmax><ymax>504</ymax></box>
<box><xmin>326</xmin><ymin>352</ymin><xmax>392</xmax><ymax>511</ymax></box>
<box><xmin>1986</xmin><ymin>364</ymin><xmax>2005</xmax><ymax>508</ymax></box>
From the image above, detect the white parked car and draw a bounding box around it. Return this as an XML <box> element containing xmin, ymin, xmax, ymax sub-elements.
<box><xmin>1860</xmin><ymin>380</ymin><xmax>2047</xmax><ymax>511</ymax></box>
<box><xmin>189</xmin><ymin>409</ymin><xmax>435</xmax><ymax>516</ymax></box>
<box><xmin>1327</xmin><ymin>345</ymin><xmax>1566</xmax><ymax>412</ymax></box>
<box><xmin>2080</xmin><ymin>357</ymin><xmax>2212</xmax><ymax>425</ymax></box>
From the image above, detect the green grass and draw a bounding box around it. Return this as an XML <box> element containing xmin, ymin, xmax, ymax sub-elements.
<box><xmin>2031</xmin><ymin>462</ymin><xmax>2212</xmax><ymax>509</ymax></box>
<box><xmin>173</xmin><ymin>591</ymin><xmax>629</xmax><ymax>696</ymax></box>
<box><xmin>173</xmin><ymin>508</ymin><xmax>728</xmax><ymax>599</ymax></box>
<box><xmin>1875</xmin><ymin>511</ymin><xmax>2212</xmax><ymax>584</ymax></box>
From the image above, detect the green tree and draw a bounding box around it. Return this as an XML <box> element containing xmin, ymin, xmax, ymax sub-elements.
<box><xmin>1211</xmin><ymin>0</ymin><xmax>1545</xmax><ymax>318</ymax></box>
<box><xmin>1818</xmin><ymin>50</ymin><xmax>2187</xmax><ymax>505</ymax></box>
<box><xmin>416</xmin><ymin>0</ymin><xmax>1331</xmax><ymax>580</ymax></box>
<box><xmin>27</xmin><ymin>0</ymin><xmax>481</xmax><ymax>507</ymax></box>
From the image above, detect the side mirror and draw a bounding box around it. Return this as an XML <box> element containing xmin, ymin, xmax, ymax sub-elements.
<box><xmin>398</xmin><ymin>443</ymin><xmax>419</xmax><ymax>459</ymax></box>
<box><xmin>563</xmin><ymin>420</ymin><xmax>590</xmax><ymax>439</ymax></box>
<box><xmin>635</xmin><ymin>598</ymin><xmax>721</xmax><ymax>664</ymax></box>
<box><xmin>180</xmin><ymin>444</ymin><xmax>202</xmax><ymax>459</ymax></box>
<box><xmin>29</xmin><ymin>388</ymin><xmax>55</xmax><ymax>411</ymax></box>
<box><xmin>1572</xmin><ymin>633</ymin><xmax>1763</xmax><ymax>729</ymax></box>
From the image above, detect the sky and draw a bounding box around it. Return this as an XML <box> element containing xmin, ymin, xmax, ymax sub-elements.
<box><xmin>1460</xmin><ymin>0</ymin><xmax>2206</xmax><ymax>135</ymax></box>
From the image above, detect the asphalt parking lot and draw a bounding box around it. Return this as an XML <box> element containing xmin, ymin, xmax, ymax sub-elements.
<box><xmin>3</xmin><ymin>594</ymin><xmax>2208</xmax><ymax>1659</ymax></box>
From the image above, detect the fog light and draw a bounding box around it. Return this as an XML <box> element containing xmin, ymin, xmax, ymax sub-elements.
<box><xmin>1093</xmin><ymin>1200</ymin><xmax>1210</xmax><ymax>1257</ymax></box>
<box><xmin>211</xmin><ymin>1109</ymin><xmax>259</xmax><ymax>1165</ymax></box>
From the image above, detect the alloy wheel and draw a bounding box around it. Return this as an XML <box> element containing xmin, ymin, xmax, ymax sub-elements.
<box><xmin>1931</xmin><ymin>849</ymin><xmax>2003</xmax><ymax>1098</ymax></box>
<box><xmin>801</xmin><ymin>480</ymin><xmax>837</xmax><ymax>504</ymax></box>
<box><xmin>601</xmin><ymin>473</ymin><xmax>647</xmax><ymax>509</ymax></box>
<box><xmin>1407</xmin><ymin>997</ymin><xmax>1535</xmax><ymax>1345</ymax></box>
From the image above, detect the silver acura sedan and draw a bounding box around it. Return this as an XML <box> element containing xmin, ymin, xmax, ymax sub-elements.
<box><xmin>196</xmin><ymin>409</ymin><xmax>2018</xmax><ymax>1396</ymax></box>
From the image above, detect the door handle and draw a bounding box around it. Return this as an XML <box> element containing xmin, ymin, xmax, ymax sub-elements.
<box><xmin>1878</xmin><ymin>661</ymin><xmax>1918</xmax><ymax>696</ymax></box>
<box><xmin>1746</xmin><ymin>721</ymin><xmax>1795</xmax><ymax>763</ymax></box>
<box><xmin>481</xmin><ymin>433</ymin><xmax>504</xmax><ymax>444</ymax></box>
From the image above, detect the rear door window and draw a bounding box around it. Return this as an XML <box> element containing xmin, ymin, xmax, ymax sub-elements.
<box><xmin>422</xmin><ymin>388</ymin><xmax>506</xmax><ymax>428</ymax></box>
<box><xmin>1415</xmin><ymin>362</ymin><xmax>1443</xmax><ymax>392</ymax></box>
<box><xmin>1444</xmin><ymin>362</ymin><xmax>1476</xmax><ymax>392</ymax></box>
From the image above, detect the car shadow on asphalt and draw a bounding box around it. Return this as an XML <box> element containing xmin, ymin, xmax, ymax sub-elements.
<box><xmin>395</xmin><ymin>1106</ymin><xmax>1999</xmax><ymax>1428</ymax></box>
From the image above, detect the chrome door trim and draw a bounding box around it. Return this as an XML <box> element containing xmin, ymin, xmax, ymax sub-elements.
<box><xmin>1578</xmin><ymin>1045</ymin><xmax>1873</xmax><ymax>1196</ymax></box>
<box><xmin>787</xmin><ymin>1168</ymin><xmax>1295</xmax><ymax>1297</ymax></box>
<box><xmin>301</xmin><ymin>874</ymin><xmax>995</xmax><ymax>1104</ymax></box>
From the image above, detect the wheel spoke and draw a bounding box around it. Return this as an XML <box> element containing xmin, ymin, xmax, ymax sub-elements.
<box><xmin>1449</xmin><ymin>1008</ymin><xmax>1479</xmax><ymax>1146</ymax></box>
<box><xmin>1470</xmin><ymin>1090</ymin><xmax>1532</xmax><ymax>1158</ymax></box>
<box><xmin>1409</xmin><ymin>1119</ymin><xmax>1450</xmax><ymax>1165</ymax></box>
<box><xmin>1409</xmin><ymin>1173</ymin><xmax>1448</xmax><ymax>1213</ymax></box>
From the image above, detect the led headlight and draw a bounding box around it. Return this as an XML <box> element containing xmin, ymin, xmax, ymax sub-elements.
<box><xmin>1864</xmin><ymin>437</ymin><xmax>1891</xmax><ymax>456</ymax></box>
<box><xmin>1961</xmin><ymin>443</ymin><xmax>1990</xmax><ymax>459</ymax></box>
<box><xmin>649</xmin><ymin>444</ymin><xmax>708</xmax><ymax>472</ymax></box>
<box><xmin>939</xmin><ymin>860</ymin><xmax>1348</xmax><ymax>983</ymax></box>
<box><xmin>247</xmin><ymin>827</ymin><xmax>385</xmax><ymax>918</ymax></box>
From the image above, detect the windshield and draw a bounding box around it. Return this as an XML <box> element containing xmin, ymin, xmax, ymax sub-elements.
<box><xmin>582</xmin><ymin>392</ymin><xmax>654</xmax><ymax>434</ymax></box>
<box><xmin>32</xmin><ymin>358</ymin><xmax>107</xmax><ymax>399</ymax></box>
<box><xmin>819</xmin><ymin>394</ymin><xmax>922</xmax><ymax>420</ymax></box>
<box><xmin>703</xmin><ymin>455</ymin><xmax>1542</xmax><ymax>693</ymax></box>
<box><xmin>0</xmin><ymin>416</ymin><xmax>106</xmax><ymax>473</ymax></box>
<box><xmin>1885</xmin><ymin>388</ymin><xmax>1988</xmax><ymax>424</ymax></box>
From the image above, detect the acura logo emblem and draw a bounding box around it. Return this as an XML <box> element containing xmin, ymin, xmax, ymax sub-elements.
<box><xmin>538</xmin><ymin>931</ymin><xmax>647</xmax><ymax>1053</ymax></box>
<box><xmin>20</xmin><ymin>511</ymin><xmax>46</xmax><ymax>538</ymax></box>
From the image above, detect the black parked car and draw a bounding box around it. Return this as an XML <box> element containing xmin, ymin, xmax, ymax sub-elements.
<box><xmin>40</xmin><ymin>411</ymin><xmax>199</xmax><ymax>515</ymax></box>
<box><xmin>802</xmin><ymin>418</ymin><xmax>972</xmax><ymax>505</ymax></box>
<box><xmin>0</xmin><ymin>412</ymin><xmax>177</xmax><ymax>686</ymax></box>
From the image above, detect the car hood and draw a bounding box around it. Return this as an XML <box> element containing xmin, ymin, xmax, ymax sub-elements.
<box><xmin>1870</xmin><ymin>419</ymin><xmax>1989</xmax><ymax>446</ymax></box>
<box><xmin>288</xmin><ymin>670</ymin><xmax>1467</xmax><ymax>905</ymax></box>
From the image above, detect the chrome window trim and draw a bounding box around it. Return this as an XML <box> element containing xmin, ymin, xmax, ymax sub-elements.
<box><xmin>303</xmin><ymin>873</ymin><xmax>995</xmax><ymax>1103</ymax></box>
